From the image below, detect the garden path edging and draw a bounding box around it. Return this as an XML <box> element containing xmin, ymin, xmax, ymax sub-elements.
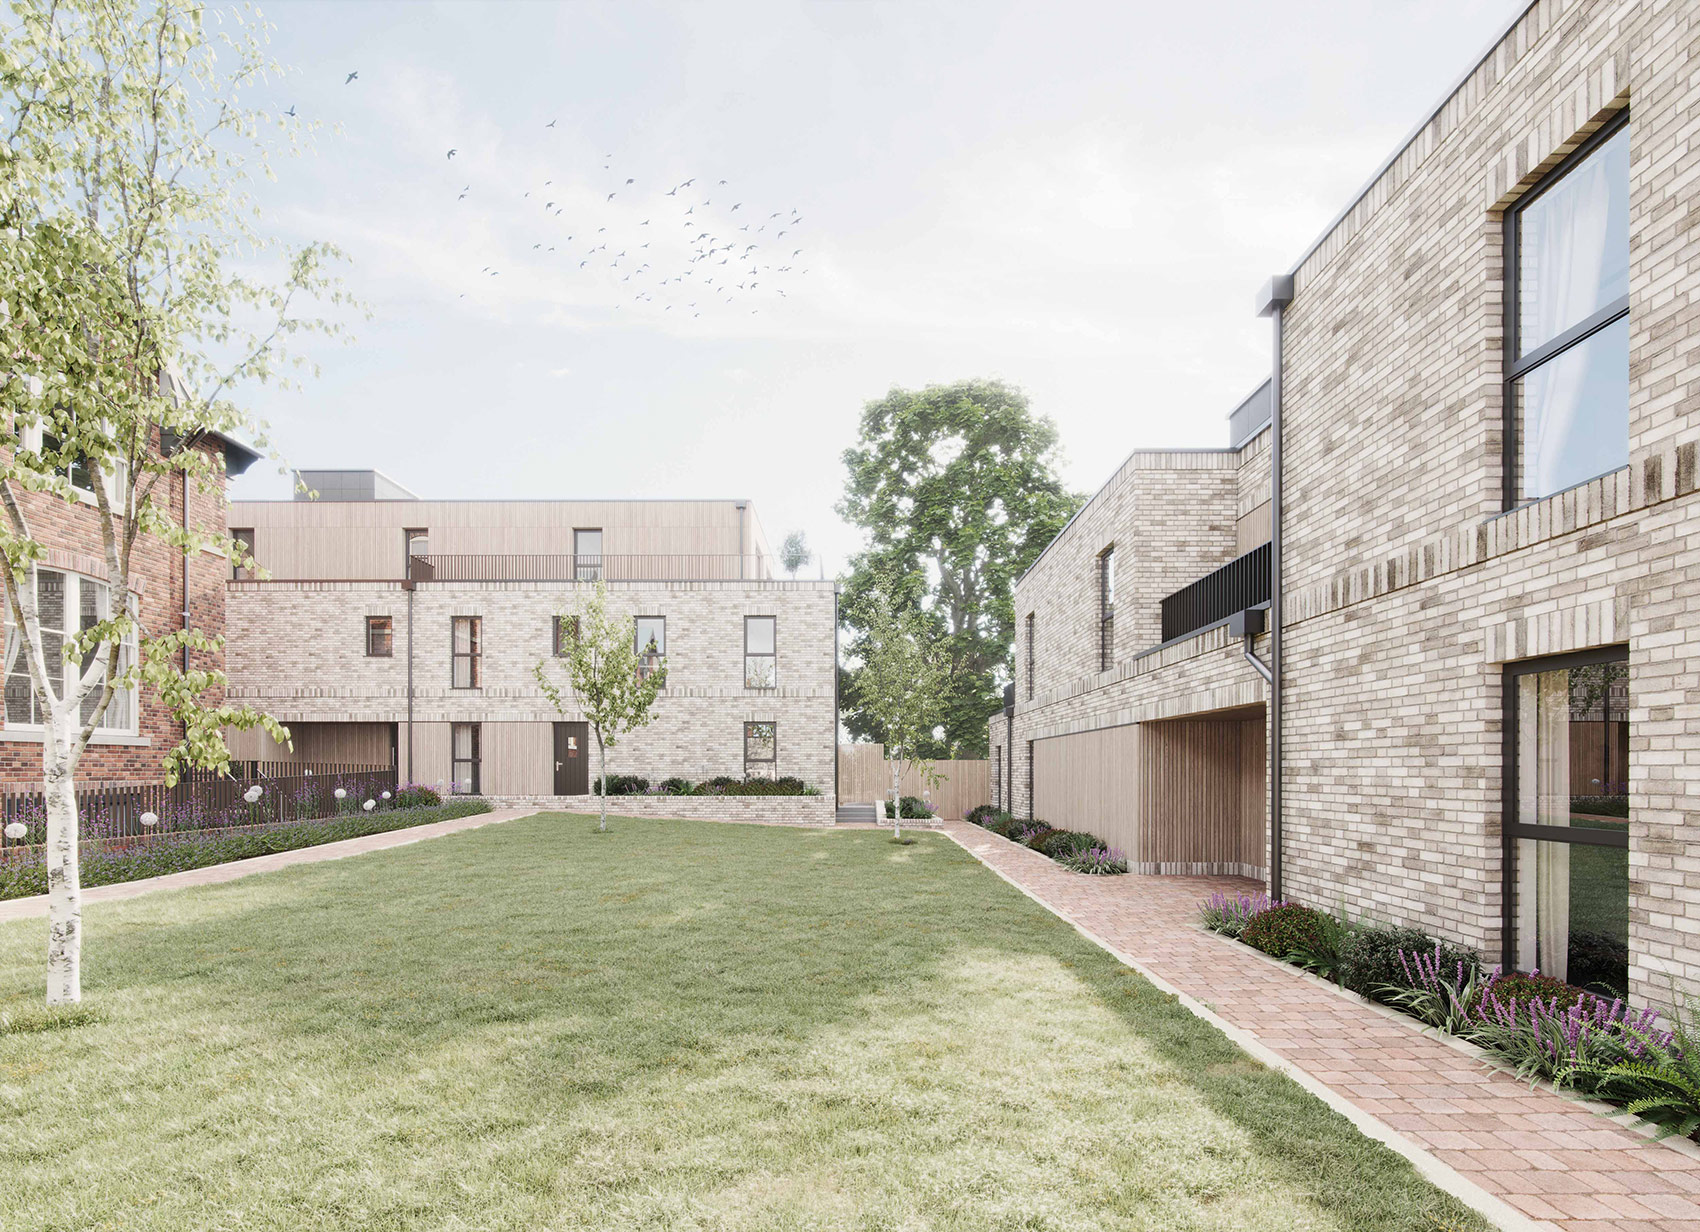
<box><xmin>939</xmin><ymin>823</ymin><xmax>1556</xmax><ymax>1232</ymax></box>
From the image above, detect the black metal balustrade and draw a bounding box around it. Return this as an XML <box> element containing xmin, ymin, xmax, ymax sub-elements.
<box><xmin>407</xmin><ymin>553</ymin><xmax>776</xmax><ymax>582</ymax></box>
<box><xmin>1159</xmin><ymin>542</ymin><xmax>1271</xmax><ymax>643</ymax></box>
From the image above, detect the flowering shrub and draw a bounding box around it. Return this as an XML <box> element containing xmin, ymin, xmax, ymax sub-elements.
<box><xmin>1340</xmin><ymin>925</ymin><xmax>1477</xmax><ymax>1002</ymax></box>
<box><xmin>392</xmin><ymin>783</ymin><xmax>442</xmax><ymax>809</ymax></box>
<box><xmin>1059</xmin><ymin>845</ymin><xmax>1129</xmax><ymax>875</ymax></box>
<box><xmin>1473</xmin><ymin>975</ymin><xmax>1671</xmax><ymax>1089</ymax></box>
<box><xmin>1567</xmin><ymin>1003</ymin><xmax>1700</xmax><ymax>1138</ymax></box>
<box><xmin>1199</xmin><ymin>890</ymin><xmax>1274</xmax><ymax>940</ymax></box>
<box><xmin>1241</xmin><ymin>904</ymin><xmax>1326</xmax><ymax>958</ymax></box>
<box><xmin>1034</xmin><ymin>829</ymin><xmax>1098</xmax><ymax>860</ymax></box>
<box><xmin>1473</xmin><ymin>971</ymin><xmax>1588</xmax><ymax>1018</ymax></box>
<box><xmin>595</xmin><ymin>775</ymin><xmax>820</xmax><ymax>797</ymax></box>
<box><xmin>964</xmin><ymin>804</ymin><xmax>1003</xmax><ymax>827</ymax></box>
<box><xmin>882</xmin><ymin>795</ymin><xmax>935</xmax><ymax>820</ymax></box>
<box><xmin>0</xmin><ymin>800</ymin><xmax>490</xmax><ymax>901</ymax></box>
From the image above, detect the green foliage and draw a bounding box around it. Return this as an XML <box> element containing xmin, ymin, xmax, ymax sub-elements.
<box><xmin>963</xmin><ymin>804</ymin><xmax>1002</xmax><ymax>827</ymax></box>
<box><xmin>983</xmin><ymin>813</ymin><xmax>1026</xmax><ymax>838</ymax></box>
<box><xmin>881</xmin><ymin>795</ymin><xmax>935</xmax><ymax>819</ymax></box>
<box><xmin>393</xmin><ymin>784</ymin><xmax>443</xmax><ymax>809</ymax></box>
<box><xmin>0</xmin><ymin>801</ymin><xmax>489</xmax><ymax>901</ymax></box>
<box><xmin>0</xmin><ymin>1002</ymin><xmax>100</xmax><ymax>1037</ymax></box>
<box><xmin>592</xmin><ymin>775</ymin><xmax>819</xmax><ymax>797</ymax></box>
<box><xmin>837</xmin><ymin>380</ymin><xmax>1083</xmax><ymax>758</ymax></box>
<box><xmin>849</xmin><ymin>594</ymin><xmax>949</xmax><ymax>833</ymax></box>
<box><xmin>535</xmin><ymin>582</ymin><xmax>668</xmax><ymax>831</ymax></box>
<box><xmin>1034</xmin><ymin>830</ymin><xmax>1098</xmax><ymax>859</ymax></box>
<box><xmin>1284</xmin><ymin>908</ymin><xmax>1356</xmax><ymax>984</ymax></box>
<box><xmin>1241</xmin><ymin>904</ymin><xmax>1327</xmax><ymax>958</ymax></box>
<box><xmin>0</xmin><ymin>0</ymin><xmax>351</xmax><ymax>785</ymax></box>
<box><xmin>1058</xmin><ymin>845</ymin><xmax>1129</xmax><ymax>875</ymax></box>
<box><xmin>1339</xmin><ymin>925</ymin><xmax>1478</xmax><ymax>1001</ymax></box>
<box><xmin>1567</xmin><ymin>1002</ymin><xmax>1700</xmax><ymax>1139</ymax></box>
<box><xmin>778</xmin><ymin>530</ymin><xmax>811</xmax><ymax>577</ymax></box>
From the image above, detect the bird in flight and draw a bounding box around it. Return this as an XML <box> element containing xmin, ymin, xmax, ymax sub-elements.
<box><xmin>545</xmin><ymin>201</ymin><xmax>555</xmax><ymax>209</ymax></box>
<box><xmin>345</xmin><ymin>71</ymin><xmax>358</xmax><ymax>84</ymax></box>
<box><xmin>731</xmin><ymin>203</ymin><xmax>741</xmax><ymax>212</ymax></box>
<box><xmin>546</xmin><ymin>119</ymin><xmax>557</xmax><ymax>128</ymax></box>
<box><xmin>719</xmin><ymin>179</ymin><xmax>728</xmax><ymax>185</ymax></box>
<box><xmin>625</xmin><ymin>178</ymin><xmax>635</xmax><ymax>185</ymax></box>
<box><xmin>447</xmin><ymin>149</ymin><xmax>457</xmax><ymax>159</ymax></box>
<box><xmin>458</xmin><ymin>186</ymin><xmax>469</xmax><ymax>200</ymax></box>
<box><xmin>284</xmin><ymin>105</ymin><xmax>297</xmax><ymax>117</ymax></box>
<box><xmin>607</xmin><ymin>192</ymin><xmax>616</xmax><ymax>201</ymax></box>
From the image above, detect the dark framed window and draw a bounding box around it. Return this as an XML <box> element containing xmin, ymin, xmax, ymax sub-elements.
<box><xmin>1025</xmin><ymin>613</ymin><xmax>1035</xmax><ymax>700</ymax></box>
<box><xmin>993</xmin><ymin>754</ymin><xmax>1002</xmax><ymax>810</ymax></box>
<box><xmin>575</xmin><ymin>528</ymin><xmax>603</xmax><ymax>581</ymax></box>
<box><xmin>231</xmin><ymin>528</ymin><xmax>255</xmax><ymax>580</ymax></box>
<box><xmin>1025</xmin><ymin>739</ymin><xmax>1034</xmax><ymax>817</ymax></box>
<box><xmin>744</xmin><ymin>720</ymin><xmax>777</xmax><ymax>779</ymax></box>
<box><xmin>1098</xmin><ymin>546</ymin><xmax>1116</xmax><ymax>672</ymax></box>
<box><xmin>404</xmin><ymin>528</ymin><xmax>429</xmax><ymax>579</ymax></box>
<box><xmin>1502</xmin><ymin>647</ymin><xmax>1629</xmax><ymax>999</ymax></box>
<box><xmin>1505</xmin><ymin>112</ymin><xmax>1630</xmax><ymax>507</ymax></box>
<box><xmin>366</xmin><ymin>616</ymin><xmax>394</xmax><ymax>657</ymax></box>
<box><xmin>744</xmin><ymin>615</ymin><xmax>776</xmax><ymax>688</ymax></box>
<box><xmin>451</xmin><ymin>722</ymin><xmax>481</xmax><ymax>794</ymax></box>
<box><xmin>451</xmin><ymin>615</ymin><xmax>482</xmax><ymax>688</ymax></box>
<box><xmin>552</xmin><ymin>615</ymin><xmax>578</xmax><ymax>657</ymax></box>
<box><xmin>635</xmin><ymin>615</ymin><xmax>665</xmax><ymax>681</ymax></box>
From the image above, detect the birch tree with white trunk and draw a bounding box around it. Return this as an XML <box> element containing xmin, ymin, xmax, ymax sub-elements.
<box><xmin>533</xmin><ymin>582</ymin><xmax>668</xmax><ymax>833</ymax></box>
<box><xmin>0</xmin><ymin>0</ymin><xmax>351</xmax><ymax>1004</ymax></box>
<box><xmin>851</xmin><ymin>591</ymin><xmax>949</xmax><ymax>839</ymax></box>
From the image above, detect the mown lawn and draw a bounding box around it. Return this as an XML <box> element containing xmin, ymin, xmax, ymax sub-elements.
<box><xmin>0</xmin><ymin>814</ymin><xmax>1488</xmax><ymax>1231</ymax></box>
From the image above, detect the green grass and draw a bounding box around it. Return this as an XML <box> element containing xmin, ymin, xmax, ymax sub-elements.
<box><xmin>0</xmin><ymin>814</ymin><xmax>1488</xmax><ymax>1231</ymax></box>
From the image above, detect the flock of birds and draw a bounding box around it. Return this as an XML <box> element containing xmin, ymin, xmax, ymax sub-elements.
<box><xmin>329</xmin><ymin>69</ymin><xmax>811</xmax><ymax>319</ymax></box>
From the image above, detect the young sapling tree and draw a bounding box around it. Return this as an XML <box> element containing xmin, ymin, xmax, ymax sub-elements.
<box><xmin>533</xmin><ymin>582</ymin><xmax>668</xmax><ymax>832</ymax></box>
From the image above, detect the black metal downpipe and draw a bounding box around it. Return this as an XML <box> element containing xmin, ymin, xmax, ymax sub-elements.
<box><xmin>1257</xmin><ymin>274</ymin><xmax>1294</xmax><ymax>900</ymax></box>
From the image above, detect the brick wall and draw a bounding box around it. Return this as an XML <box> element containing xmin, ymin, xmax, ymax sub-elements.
<box><xmin>225</xmin><ymin>579</ymin><xmax>839</xmax><ymax>799</ymax></box>
<box><xmin>0</xmin><ymin>435</ymin><xmax>229</xmax><ymax>784</ymax></box>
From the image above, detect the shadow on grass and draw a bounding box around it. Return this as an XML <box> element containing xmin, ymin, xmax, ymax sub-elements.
<box><xmin>0</xmin><ymin>813</ymin><xmax>1487</xmax><ymax>1231</ymax></box>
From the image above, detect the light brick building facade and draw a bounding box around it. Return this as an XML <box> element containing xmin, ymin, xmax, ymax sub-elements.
<box><xmin>224</xmin><ymin>478</ymin><xmax>838</xmax><ymax>814</ymax></box>
<box><xmin>998</xmin><ymin>0</ymin><xmax>1700</xmax><ymax>1008</ymax></box>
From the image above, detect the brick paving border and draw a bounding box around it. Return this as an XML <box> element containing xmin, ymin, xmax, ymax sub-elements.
<box><xmin>939</xmin><ymin>819</ymin><xmax>1700</xmax><ymax>1232</ymax></box>
<box><xmin>0</xmin><ymin>808</ymin><xmax>539</xmax><ymax>923</ymax></box>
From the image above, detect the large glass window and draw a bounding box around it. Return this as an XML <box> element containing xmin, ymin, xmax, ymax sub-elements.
<box><xmin>635</xmin><ymin>616</ymin><xmax>665</xmax><ymax>681</ymax></box>
<box><xmin>1506</xmin><ymin>651</ymin><xmax>1629</xmax><ymax>998</ymax></box>
<box><xmin>744</xmin><ymin>616</ymin><xmax>776</xmax><ymax>688</ymax></box>
<box><xmin>3</xmin><ymin>569</ymin><xmax>136</xmax><ymax>733</ymax></box>
<box><xmin>451</xmin><ymin>616</ymin><xmax>481</xmax><ymax>688</ymax></box>
<box><xmin>744</xmin><ymin>721</ymin><xmax>776</xmax><ymax>779</ymax></box>
<box><xmin>1507</xmin><ymin>117</ymin><xmax>1630</xmax><ymax>504</ymax></box>
<box><xmin>574</xmin><ymin>529</ymin><xmax>603</xmax><ymax>581</ymax></box>
<box><xmin>451</xmin><ymin>722</ymin><xmax>481</xmax><ymax>794</ymax></box>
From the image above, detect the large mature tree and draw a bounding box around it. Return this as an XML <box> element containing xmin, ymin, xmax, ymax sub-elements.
<box><xmin>1</xmin><ymin>0</ymin><xmax>348</xmax><ymax>1004</ymax></box>
<box><xmin>838</xmin><ymin>380</ymin><xmax>1082</xmax><ymax>757</ymax></box>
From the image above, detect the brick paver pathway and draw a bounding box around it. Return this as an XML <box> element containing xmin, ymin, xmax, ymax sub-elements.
<box><xmin>0</xmin><ymin>807</ymin><xmax>538</xmax><ymax>923</ymax></box>
<box><xmin>941</xmin><ymin>819</ymin><xmax>1700</xmax><ymax>1232</ymax></box>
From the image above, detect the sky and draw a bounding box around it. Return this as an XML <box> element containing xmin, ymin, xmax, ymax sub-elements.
<box><xmin>233</xmin><ymin>0</ymin><xmax>1526</xmax><ymax>574</ymax></box>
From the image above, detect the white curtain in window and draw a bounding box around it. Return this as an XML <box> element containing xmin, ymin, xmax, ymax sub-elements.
<box><xmin>1521</xmin><ymin>129</ymin><xmax>1625</xmax><ymax>496</ymax></box>
<box><xmin>1516</xmin><ymin>672</ymin><xmax>1573</xmax><ymax>979</ymax></box>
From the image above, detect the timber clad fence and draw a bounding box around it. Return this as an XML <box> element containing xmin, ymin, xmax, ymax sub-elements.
<box><xmin>0</xmin><ymin>762</ymin><xmax>398</xmax><ymax>853</ymax></box>
<box><xmin>836</xmin><ymin>745</ymin><xmax>990</xmax><ymax>819</ymax></box>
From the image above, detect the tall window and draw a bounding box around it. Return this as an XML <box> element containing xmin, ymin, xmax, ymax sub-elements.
<box><xmin>1505</xmin><ymin>649</ymin><xmax>1629</xmax><ymax>999</ymax></box>
<box><xmin>1098</xmin><ymin>546</ymin><xmax>1116</xmax><ymax>672</ymax></box>
<box><xmin>1025</xmin><ymin>739</ymin><xmax>1034</xmax><ymax>818</ymax></box>
<box><xmin>3</xmin><ymin>570</ymin><xmax>136</xmax><ymax>733</ymax></box>
<box><xmin>744</xmin><ymin>615</ymin><xmax>776</xmax><ymax>688</ymax></box>
<box><xmin>451</xmin><ymin>722</ymin><xmax>481</xmax><ymax>794</ymax></box>
<box><xmin>1025</xmin><ymin>612</ymin><xmax>1035</xmax><ymax>700</ymax></box>
<box><xmin>552</xmin><ymin>615</ymin><xmax>578</xmax><ymax>657</ymax></box>
<box><xmin>635</xmin><ymin>616</ymin><xmax>665</xmax><ymax>681</ymax></box>
<box><xmin>231</xmin><ymin>528</ymin><xmax>255</xmax><ymax>581</ymax></box>
<box><xmin>745</xmin><ymin>721</ymin><xmax>777</xmax><ymax>779</ymax></box>
<box><xmin>451</xmin><ymin>616</ymin><xmax>482</xmax><ymax>688</ymax></box>
<box><xmin>1506</xmin><ymin>115</ymin><xmax>1630</xmax><ymax>505</ymax></box>
<box><xmin>366</xmin><ymin>616</ymin><xmax>394</xmax><ymax>657</ymax></box>
<box><xmin>574</xmin><ymin>528</ymin><xmax>603</xmax><ymax>581</ymax></box>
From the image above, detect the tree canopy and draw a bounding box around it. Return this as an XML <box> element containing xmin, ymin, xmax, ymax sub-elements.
<box><xmin>837</xmin><ymin>380</ymin><xmax>1082</xmax><ymax>757</ymax></box>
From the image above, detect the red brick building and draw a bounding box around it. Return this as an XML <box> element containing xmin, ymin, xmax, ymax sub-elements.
<box><xmin>0</xmin><ymin>429</ymin><xmax>258</xmax><ymax>784</ymax></box>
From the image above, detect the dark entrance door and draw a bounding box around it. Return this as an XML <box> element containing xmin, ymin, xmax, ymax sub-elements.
<box><xmin>554</xmin><ymin>722</ymin><xmax>589</xmax><ymax>795</ymax></box>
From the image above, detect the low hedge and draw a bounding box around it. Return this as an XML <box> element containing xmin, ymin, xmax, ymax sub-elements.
<box><xmin>882</xmin><ymin>795</ymin><xmax>935</xmax><ymax>819</ymax></box>
<box><xmin>1475</xmin><ymin>970</ymin><xmax>1589</xmax><ymax>1017</ymax></box>
<box><xmin>1241</xmin><ymin>903</ymin><xmax>1327</xmax><ymax>958</ymax></box>
<box><xmin>1340</xmin><ymin>925</ymin><xmax>1478</xmax><ymax>1001</ymax></box>
<box><xmin>0</xmin><ymin>799</ymin><xmax>492</xmax><ymax>901</ymax></box>
<box><xmin>964</xmin><ymin>804</ymin><xmax>1003</xmax><ymax>827</ymax></box>
<box><xmin>594</xmin><ymin>775</ymin><xmax>820</xmax><ymax>797</ymax></box>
